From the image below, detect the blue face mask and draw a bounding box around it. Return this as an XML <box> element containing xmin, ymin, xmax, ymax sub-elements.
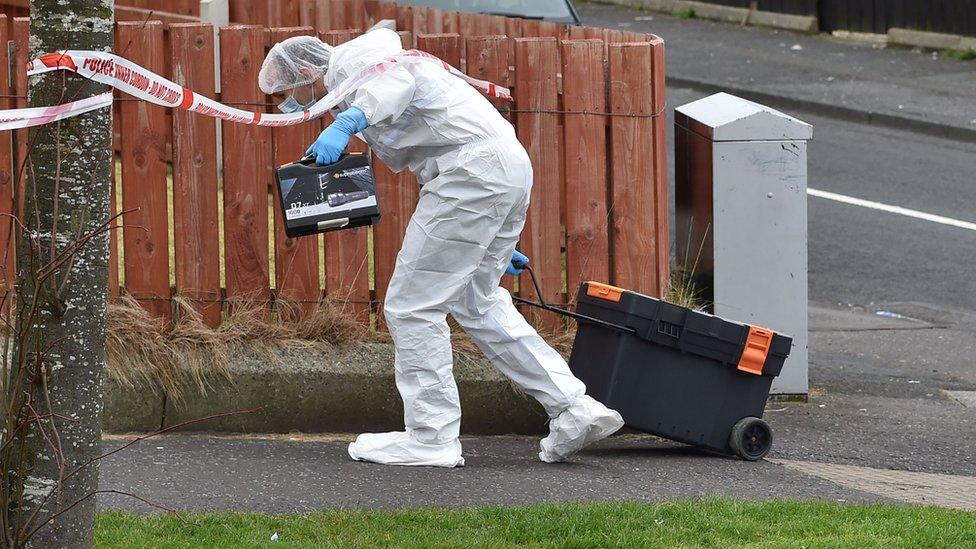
<box><xmin>277</xmin><ymin>95</ymin><xmax>314</xmax><ymax>114</ymax></box>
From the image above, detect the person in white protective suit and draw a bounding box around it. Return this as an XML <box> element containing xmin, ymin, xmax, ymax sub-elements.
<box><xmin>259</xmin><ymin>28</ymin><xmax>624</xmax><ymax>468</ymax></box>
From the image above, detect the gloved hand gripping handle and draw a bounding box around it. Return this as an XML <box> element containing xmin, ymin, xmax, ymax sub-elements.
<box><xmin>307</xmin><ymin>106</ymin><xmax>369</xmax><ymax>166</ymax></box>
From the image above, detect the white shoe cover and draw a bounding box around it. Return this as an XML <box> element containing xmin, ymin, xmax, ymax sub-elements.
<box><xmin>539</xmin><ymin>395</ymin><xmax>624</xmax><ymax>463</ymax></box>
<box><xmin>348</xmin><ymin>431</ymin><xmax>465</xmax><ymax>468</ymax></box>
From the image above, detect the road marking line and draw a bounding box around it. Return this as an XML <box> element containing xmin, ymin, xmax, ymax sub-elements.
<box><xmin>808</xmin><ymin>188</ymin><xmax>976</xmax><ymax>232</ymax></box>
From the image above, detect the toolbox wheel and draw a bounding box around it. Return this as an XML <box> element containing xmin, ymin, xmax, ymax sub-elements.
<box><xmin>729</xmin><ymin>417</ymin><xmax>772</xmax><ymax>461</ymax></box>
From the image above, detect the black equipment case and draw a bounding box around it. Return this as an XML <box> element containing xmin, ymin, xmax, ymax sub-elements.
<box><xmin>274</xmin><ymin>153</ymin><xmax>379</xmax><ymax>238</ymax></box>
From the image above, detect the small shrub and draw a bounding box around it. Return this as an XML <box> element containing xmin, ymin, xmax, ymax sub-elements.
<box><xmin>945</xmin><ymin>48</ymin><xmax>976</xmax><ymax>61</ymax></box>
<box><xmin>673</xmin><ymin>7</ymin><xmax>696</xmax><ymax>19</ymax></box>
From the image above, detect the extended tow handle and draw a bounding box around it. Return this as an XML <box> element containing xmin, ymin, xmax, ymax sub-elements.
<box><xmin>510</xmin><ymin>261</ymin><xmax>635</xmax><ymax>334</ymax></box>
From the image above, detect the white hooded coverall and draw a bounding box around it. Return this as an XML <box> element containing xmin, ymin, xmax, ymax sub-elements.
<box><xmin>319</xmin><ymin>29</ymin><xmax>621</xmax><ymax>467</ymax></box>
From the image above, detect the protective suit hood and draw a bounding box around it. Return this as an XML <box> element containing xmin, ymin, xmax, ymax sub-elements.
<box><xmin>258</xmin><ymin>35</ymin><xmax>333</xmax><ymax>95</ymax></box>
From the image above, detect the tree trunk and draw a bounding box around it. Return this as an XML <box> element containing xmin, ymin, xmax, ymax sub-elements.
<box><xmin>15</xmin><ymin>1</ymin><xmax>114</xmax><ymax>546</ymax></box>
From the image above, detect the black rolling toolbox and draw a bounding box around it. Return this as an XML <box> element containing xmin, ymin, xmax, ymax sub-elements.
<box><xmin>512</xmin><ymin>265</ymin><xmax>793</xmax><ymax>461</ymax></box>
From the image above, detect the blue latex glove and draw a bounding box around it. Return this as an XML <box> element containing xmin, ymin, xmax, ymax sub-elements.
<box><xmin>306</xmin><ymin>106</ymin><xmax>369</xmax><ymax>165</ymax></box>
<box><xmin>506</xmin><ymin>250</ymin><xmax>529</xmax><ymax>276</ymax></box>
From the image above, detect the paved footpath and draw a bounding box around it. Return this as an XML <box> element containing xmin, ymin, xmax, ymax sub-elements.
<box><xmin>98</xmin><ymin>306</ymin><xmax>976</xmax><ymax>514</ymax></box>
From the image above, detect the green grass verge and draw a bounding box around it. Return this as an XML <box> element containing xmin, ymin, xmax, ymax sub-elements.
<box><xmin>944</xmin><ymin>48</ymin><xmax>976</xmax><ymax>61</ymax></box>
<box><xmin>95</xmin><ymin>499</ymin><xmax>976</xmax><ymax>548</ymax></box>
<box><xmin>673</xmin><ymin>7</ymin><xmax>696</xmax><ymax>19</ymax></box>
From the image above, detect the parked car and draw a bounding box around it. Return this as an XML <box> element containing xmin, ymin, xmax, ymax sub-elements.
<box><xmin>399</xmin><ymin>0</ymin><xmax>581</xmax><ymax>24</ymax></box>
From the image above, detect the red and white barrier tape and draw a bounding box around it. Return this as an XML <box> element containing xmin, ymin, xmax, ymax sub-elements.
<box><xmin>3</xmin><ymin>48</ymin><xmax>511</xmax><ymax>131</ymax></box>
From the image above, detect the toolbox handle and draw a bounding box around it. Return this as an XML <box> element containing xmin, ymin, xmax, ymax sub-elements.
<box><xmin>290</xmin><ymin>152</ymin><xmax>365</xmax><ymax>167</ymax></box>
<box><xmin>511</xmin><ymin>265</ymin><xmax>636</xmax><ymax>335</ymax></box>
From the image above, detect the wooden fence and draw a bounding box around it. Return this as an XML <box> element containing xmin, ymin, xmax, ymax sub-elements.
<box><xmin>0</xmin><ymin>2</ymin><xmax>669</xmax><ymax>331</ymax></box>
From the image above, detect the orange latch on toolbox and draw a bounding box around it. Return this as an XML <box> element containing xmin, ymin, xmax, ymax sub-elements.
<box><xmin>586</xmin><ymin>282</ymin><xmax>625</xmax><ymax>302</ymax></box>
<box><xmin>737</xmin><ymin>326</ymin><xmax>773</xmax><ymax>375</ymax></box>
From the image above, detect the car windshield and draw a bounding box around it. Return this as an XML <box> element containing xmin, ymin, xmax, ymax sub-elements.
<box><xmin>402</xmin><ymin>0</ymin><xmax>573</xmax><ymax>20</ymax></box>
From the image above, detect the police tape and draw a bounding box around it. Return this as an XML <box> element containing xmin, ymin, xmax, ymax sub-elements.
<box><xmin>1</xmin><ymin>48</ymin><xmax>512</xmax><ymax>131</ymax></box>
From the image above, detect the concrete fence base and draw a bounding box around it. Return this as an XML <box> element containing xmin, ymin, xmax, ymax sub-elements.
<box><xmin>887</xmin><ymin>28</ymin><xmax>976</xmax><ymax>51</ymax></box>
<box><xmin>102</xmin><ymin>342</ymin><xmax>550</xmax><ymax>435</ymax></box>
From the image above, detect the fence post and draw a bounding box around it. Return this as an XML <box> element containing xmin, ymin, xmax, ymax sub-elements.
<box><xmin>321</xmin><ymin>29</ymin><xmax>371</xmax><ymax>324</ymax></box>
<box><xmin>12</xmin><ymin>17</ymin><xmax>27</xmax><ymax>228</ymax></box>
<box><xmin>562</xmin><ymin>39</ymin><xmax>611</xmax><ymax>296</ymax></box>
<box><xmin>514</xmin><ymin>37</ymin><xmax>563</xmax><ymax>330</ymax></box>
<box><xmin>0</xmin><ymin>15</ymin><xmax>13</xmax><ymax>305</ymax></box>
<box><xmin>608</xmin><ymin>41</ymin><xmax>669</xmax><ymax>297</ymax></box>
<box><xmin>219</xmin><ymin>25</ymin><xmax>273</xmax><ymax>314</ymax></box>
<box><xmin>117</xmin><ymin>22</ymin><xmax>173</xmax><ymax>321</ymax></box>
<box><xmin>170</xmin><ymin>22</ymin><xmax>223</xmax><ymax>327</ymax></box>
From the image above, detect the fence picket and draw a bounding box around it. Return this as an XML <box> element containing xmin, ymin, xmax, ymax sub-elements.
<box><xmin>299</xmin><ymin>0</ymin><xmax>316</xmax><ymax>27</ymax></box>
<box><xmin>395</xmin><ymin>4</ymin><xmax>415</xmax><ymax>43</ymax></box>
<box><xmin>170</xmin><ymin>23</ymin><xmax>222</xmax><ymax>326</ymax></box>
<box><xmin>117</xmin><ymin>22</ymin><xmax>172</xmax><ymax>321</ymax></box>
<box><xmin>13</xmin><ymin>17</ymin><xmax>27</xmax><ymax>225</ymax></box>
<box><xmin>220</xmin><ymin>25</ymin><xmax>273</xmax><ymax>313</ymax></box>
<box><xmin>0</xmin><ymin>15</ymin><xmax>12</xmax><ymax>302</ymax></box>
<box><xmin>562</xmin><ymin>39</ymin><xmax>611</xmax><ymax>296</ymax></box>
<box><xmin>514</xmin><ymin>38</ymin><xmax>563</xmax><ymax>330</ymax></box>
<box><xmin>441</xmin><ymin>8</ymin><xmax>460</xmax><ymax>34</ymax></box>
<box><xmin>538</xmin><ymin>21</ymin><xmax>561</xmax><ymax>38</ymax></box>
<box><xmin>329</xmin><ymin>0</ymin><xmax>366</xmax><ymax>31</ymax></box>
<box><xmin>650</xmin><ymin>37</ymin><xmax>669</xmax><ymax>295</ymax></box>
<box><xmin>410</xmin><ymin>4</ymin><xmax>429</xmax><ymax>35</ymax></box>
<box><xmin>608</xmin><ymin>41</ymin><xmax>669</xmax><ymax>297</ymax></box>
<box><xmin>229</xmin><ymin>0</ymin><xmax>269</xmax><ymax>26</ymax></box>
